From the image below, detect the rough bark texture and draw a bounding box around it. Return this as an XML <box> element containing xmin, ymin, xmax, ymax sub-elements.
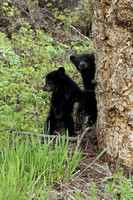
<box><xmin>91</xmin><ymin>0</ymin><xmax>133</xmax><ymax>168</ymax></box>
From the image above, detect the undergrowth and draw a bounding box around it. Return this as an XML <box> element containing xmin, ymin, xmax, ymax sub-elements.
<box><xmin>0</xmin><ymin>134</ymin><xmax>82</xmax><ymax>199</ymax></box>
<box><xmin>0</xmin><ymin>27</ymin><xmax>92</xmax><ymax>134</ymax></box>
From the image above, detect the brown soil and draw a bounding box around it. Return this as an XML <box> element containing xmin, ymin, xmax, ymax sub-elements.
<box><xmin>48</xmin><ymin>126</ymin><xmax>115</xmax><ymax>199</ymax></box>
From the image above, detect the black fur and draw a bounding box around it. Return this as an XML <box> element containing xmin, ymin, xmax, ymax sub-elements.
<box><xmin>43</xmin><ymin>67</ymin><xmax>83</xmax><ymax>136</ymax></box>
<box><xmin>70</xmin><ymin>53</ymin><xmax>97</xmax><ymax>129</ymax></box>
<box><xmin>70</xmin><ymin>53</ymin><xmax>95</xmax><ymax>90</ymax></box>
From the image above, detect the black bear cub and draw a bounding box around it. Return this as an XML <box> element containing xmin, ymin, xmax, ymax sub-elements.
<box><xmin>43</xmin><ymin>67</ymin><xmax>83</xmax><ymax>136</ymax></box>
<box><xmin>70</xmin><ymin>53</ymin><xmax>95</xmax><ymax>90</ymax></box>
<box><xmin>70</xmin><ymin>53</ymin><xmax>97</xmax><ymax>129</ymax></box>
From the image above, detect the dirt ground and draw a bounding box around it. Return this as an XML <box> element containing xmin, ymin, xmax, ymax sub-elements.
<box><xmin>48</xmin><ymin>126</ymin><xmax>115</xmax><ymax>200</ymax></box>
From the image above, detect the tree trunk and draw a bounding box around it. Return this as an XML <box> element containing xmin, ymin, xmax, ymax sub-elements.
<box><xmin>91</xmin><ymin>0</ymin><xmax>133</xmax><ymax>168</ymax></box>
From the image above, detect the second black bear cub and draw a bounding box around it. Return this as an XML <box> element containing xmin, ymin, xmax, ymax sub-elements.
<box><xmin>70</xmin><ymin>53</ymin><xmax>95</xmax><ymax>90</ymax></box>
<box><xmin>43</xmin><ymin>67</ymin><xmax>82</xmax><ymax>136</ymax></box>
<box><xmin>70</xmin><ymin>53</ymin><xmax>97</xmax><ymax>128</ymax></box>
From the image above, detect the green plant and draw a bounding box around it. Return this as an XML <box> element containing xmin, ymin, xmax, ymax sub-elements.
<box><xmin>89</xmin><ymin>182</ymin><xmax>99</xmax><ymax>200</ymax></box>
<box><xmin>71</xmin><ymin>1</ymin><xmax>91</xmax><ymax>25</ymax></box>
<box><xmin>0</xmin><ymin>134</ymin><xmax>83</xmax><ymax>199</ymax></box>
<box><xmin>106</xmin><ymin>169</ymin><xmax>133</xmax><ymax>199</ymax></box>
<box><xmin>2</xmin><ymin>0</ymin><xmax>20</xmax><ymax>17</ymax></box>
<box><xmin>43</xmin><ymin>0</ymin><xmax>91</xmax><ymax>36</ymax></box>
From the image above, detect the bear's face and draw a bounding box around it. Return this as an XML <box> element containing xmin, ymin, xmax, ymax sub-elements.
<box><xmin>70</xmin><ymin>53</ymin><xmax>95</xmax><ymax>73</ymax></box>
<box><xmin>43</xmin><ymin>67</ymin><xmax>65</xmax><ymax>92</ymax></box>
<box><xmin>43</xmin><ymin>78</ymin><xmax>56</xmax><ymax>92</ymax></box>
<box><xmin>70</xmin><ymin>54</ymin><xmax>89</xmax><ymax>72</ymax></box>
<box><xmin>78</xmin><ymin>60</ymin><xmax>88</xmax><ymax>71</ymax></box>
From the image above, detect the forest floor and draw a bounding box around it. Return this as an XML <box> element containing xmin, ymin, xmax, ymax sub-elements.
<box><xmin>48</xmin><ymin>126</ymin><xmax>115</xmax><ymax>200</ymax></box>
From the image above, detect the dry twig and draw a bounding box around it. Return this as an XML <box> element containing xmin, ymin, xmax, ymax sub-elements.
<box><xmin>11</xmin><ymin>131</ymin><xmax>78</xmax><ymax>142</ymax></box>
<box><xmin>70</xmin><ymin>25</ymin><xmax>92</xmax><ymax>42</ymax></box>
<box><xmin>77</xmin><ymin>127</ymin><xmax>92</xmax><ymax>150</ymax></box>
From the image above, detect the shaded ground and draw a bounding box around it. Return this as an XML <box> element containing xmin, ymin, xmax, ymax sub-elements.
<box><xmin>48</xmin><ymin>126</ymin><xmax>114</xmax><ymax>199</ymax></box>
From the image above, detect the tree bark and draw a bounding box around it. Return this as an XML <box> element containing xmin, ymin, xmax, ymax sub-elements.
<box><xmin>91</xmin><ymin>0</ymin><xmax>133</xmax><ymax>168</ymax></box>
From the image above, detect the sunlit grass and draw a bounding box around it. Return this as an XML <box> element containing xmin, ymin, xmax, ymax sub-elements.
<box><xmin>0</xmin><ymin>134</ymin><xmax>82</xmax><ymax>199</ymax></box>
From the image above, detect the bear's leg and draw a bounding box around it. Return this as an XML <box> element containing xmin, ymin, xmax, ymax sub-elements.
<box><xmin>65</xmin><ymin>115</ymin><xmax>75</xmax><ymax>136</ymax></box>
<box><xmin>45</xmin><ymin>115</ymin><xmax>57</xmax><ymax>135</ymax></box>
<box><xmin>76</xmin><ymin>104</ymin><xmax>86</xmax><ymax>131</ymax></box>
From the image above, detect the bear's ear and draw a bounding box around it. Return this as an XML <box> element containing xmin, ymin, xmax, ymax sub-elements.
<box><xmin>70</xmin><ymin>55</ymin><xmax>76</xmax><ymax>63</ymax></box>
<box><xmin>57</xmin><ymin>67</ymin><xmax>65</xmax><ymax>76</ymax></box>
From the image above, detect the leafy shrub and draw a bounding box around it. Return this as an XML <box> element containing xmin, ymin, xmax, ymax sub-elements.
<box><xmin>0</xmin><ymin>20</ymin><xmax>93</xmax><ymax>134</ymax></box>
<box><xmin>0</xmin><ymin>0</ymin><xmax>93</xmax><ymax>135</ymax></box>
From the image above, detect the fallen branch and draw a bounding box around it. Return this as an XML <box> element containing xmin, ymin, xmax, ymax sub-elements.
<box><xmin>11</xmin><ymin>131</ymin><xmax>78</xmax><ymax>142</ymax></box>
<box><xmin>77</xmin><ymin>127</ymin><xmax>92</xmax><ymax>150</ymax></box>
<box><xmin>70</xmin><ymin>25</ymin><xmax>92</xmax><ymax>42</ymax></box>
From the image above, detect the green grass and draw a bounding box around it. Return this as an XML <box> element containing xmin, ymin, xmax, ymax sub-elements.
<box><xmin>0</xmin><ymin>134</ymin><xmax>83</xmax><ymax>199</ymax></box>
<box><xmin>106</xmin><ymin>170</ymin><xmax>133</xmax><ymax>200</ymax></box>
